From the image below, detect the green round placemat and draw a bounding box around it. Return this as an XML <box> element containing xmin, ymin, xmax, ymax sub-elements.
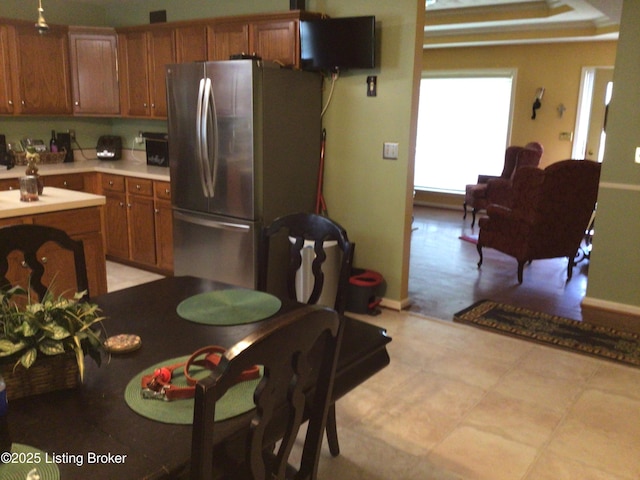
<box><xmin>0</xmin><ymin>443</ymin><xmax>60</xmax><ymax>480</ymax></box>
<box><xmin>176</xmin><ymin>289</ymin><xmax>281</xmax><ymax>325</ymax></box>
<box><xmin>125</xmin><ymin>355</ymin><xmax>261</xmax><ymax>424</ymax></box>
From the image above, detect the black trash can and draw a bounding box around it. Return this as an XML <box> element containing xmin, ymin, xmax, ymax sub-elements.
<box><xmin>346</xmin><ymin>268</ymin><xmax>383</xmax><ymax>315</ymax></box>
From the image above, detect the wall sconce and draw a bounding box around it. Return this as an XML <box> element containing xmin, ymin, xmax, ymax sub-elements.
<box><xmin>531</xmin><ymin>87</ymin><xmax>544</xmax><ymax>119</ymax></box>
<box><xmin>35</xmin><ymin>0</ymin><xmax>49</xmax><ymax>34</ymax></box>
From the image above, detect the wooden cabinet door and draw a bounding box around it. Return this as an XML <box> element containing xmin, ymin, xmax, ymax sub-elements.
<box><xmin>250</xmin><ymin>20</ymin><xmax>297</xmax><ymax>67</ymax></box>
<box><xmin>119</xmin><ymin>31</ymin><xmax>151</xmax><ymax>117</ymax></box>
<box><xmin>207</xmin><ymin>22</ymin><xmax>249</xmax><ymax>61</ymax></box>
<box><xmin>0</xmin><ymin>26</ymin><xmax>15</xmax><ymax>114</ymax></box>
<box><xmin>68</xmin><ymin>27</ymin><xmax>120</xmax><ymax>115</ymax></box>
<box><xmin>12</xmin><ymin>24</ymin><xmax>72</xmax><ymax>114</ymax></box>
<box><xmin>148</xmin><ymin>28</ymin><xmax>174</xmax><ymax>118</ymax></box>
<box><xmin>127</xmin><ymin>194</ymin><xmax>156</xmax><ymax>266</ymax></box>
<box><xmin>104</xmin><ymin>192</ymin><xmax>129</xmax><ymax>259</ymax></box>
<box><xmin>154</xmin><ymin>199</ymin><xmax>173</xmax><ymax>272</ymax></box>
<box><xmin>175</xmin><ymin>24</ymin><xmax>207</xmax><ymax>62</ymax></box>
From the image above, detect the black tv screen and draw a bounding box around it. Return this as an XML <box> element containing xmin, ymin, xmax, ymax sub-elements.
<box><xmin>300</xmin><ymin>16</ymin><xmax>376</xmax><ymax>72</ymax></box>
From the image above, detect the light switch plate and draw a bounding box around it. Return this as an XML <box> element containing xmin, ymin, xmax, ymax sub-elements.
<box><xmin>383</xmin><ymin>142</ymin><xmax>399</xmax><ymax>160</ymax></box>
<box><xmin>635</xmin><ymin>147</ymin><xmax>640</xmax><ymax>164</ymax></box>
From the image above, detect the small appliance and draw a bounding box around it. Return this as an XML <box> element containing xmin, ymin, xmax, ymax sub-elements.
<box><xmin>144</xmin><ymin>132</ymin><xmax>169</xmax><ymax>167</ymax></box>
<box><xmin>96</xmin><ymin>135</ymin><xmax>122</xmax><ymax>160</ymax></box>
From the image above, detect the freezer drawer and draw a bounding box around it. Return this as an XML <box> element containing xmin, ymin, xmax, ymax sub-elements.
<box><xmin>173</xmin><ymin>210</ymin><xmax>259</xmax><ymax>289</ymax></box>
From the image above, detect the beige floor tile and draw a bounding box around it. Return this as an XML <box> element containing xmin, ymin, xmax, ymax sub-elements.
<box><xmin>352</xmin><ymin>372</ymin><xmax>486</xmax><ymax>456</ymax></box>
<box><xmin>493</xmin><ymin>369</ymin><xmax>584</xmax><ymax>414</ymax></box>
<box><xmin>588</xmin><ymin>363</ymin><xmax>640</xmax><ymax>400</ymax></box>
<box><xmin>461</xmin><ymin>390</ymin><xmax>564</xmax><ymax>448</ymax></box>
<box><xmin>546</xmin><ymin>389</ymin><xmax>640</xmax><ymax>478</ymax></box>
<box><xmin>517</xmin><ymin>345</ymin><xmax>601</xmax><ymax>382</ymax></box>
<box><xmin>427</xmin><ymin>425</ymin><xmax>538</xmax><ymax>480</ymax></box>
<box><xmin>525</xmin><ymin>451</ymin><xmax>631</xmax><ymax>480</ymax></box>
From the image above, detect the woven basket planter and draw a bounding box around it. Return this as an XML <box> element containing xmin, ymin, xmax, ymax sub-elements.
<box><xmin>1</xmin><ymin>353</ymin><xmax>79</xmax><ymax>400</ymax></box>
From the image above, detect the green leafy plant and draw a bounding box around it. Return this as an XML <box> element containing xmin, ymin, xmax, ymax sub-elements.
<box><xmin>0</xmin><ymin>285</ymin><xmax>106</xmax><ymax>381</ymax></box>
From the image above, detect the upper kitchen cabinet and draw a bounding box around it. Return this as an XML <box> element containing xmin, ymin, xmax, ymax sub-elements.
<box><xmin>118</xmin><ymin>25</ymin><xmax>175</xmax><ymax>118</ymax></box>
<box><xmin>250</xmin><ymin>20</ymin><xmax>298</xmax><ymax>67</ymax></box>
<box><xmin>10</xmin><ymin>23</ymin><xmax>72</xmax><ymax>115</ymax></box>
<box><xmin>68</xmin><ymin>27</ymin><xmax>120</xmax><ymax>116</ymax></box>
<box><xmin>207</xmin><ymin>22</ymin><xmax>249</xmax><ymax>61</ymax></box>
<box><xmin>207</xmin><ymin>12</ymin><xmax>321</xmax><ymax>67</ymax></box>
<box><xmin>0</xmin><ymin>26</ymin><xmax>15</xmax><ymax>114</ymax></box>
<box><xmin>175</xmin><ymin>24</ymin><xmax>207</xmax><ymax>62</ymax></box>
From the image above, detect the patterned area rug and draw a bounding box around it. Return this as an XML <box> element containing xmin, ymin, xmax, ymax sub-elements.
<box><xmin>454</xmin><ymin>300</ymin><xmax>640</xmax><ymax>368</ymax></box>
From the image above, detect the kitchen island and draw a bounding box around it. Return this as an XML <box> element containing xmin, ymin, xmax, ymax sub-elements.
<box><xmin>0</xmin><ymin>187</ymin><xmax>108</xmax><ymax>297</ymax></box>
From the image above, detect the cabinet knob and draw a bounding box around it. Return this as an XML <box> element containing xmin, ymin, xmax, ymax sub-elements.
<box><xmin>109</xmin><ymin>180</ymin><xmax>114</xmax><ymax>186</ymax></box>
<box><xmin>63</xmin><ymin>181</ymin><xmax>68</xmax><ymax>186</ymax></box>
<box><xmin>21</xmin><ymin>260</ymin><xmax>29</xmax><ymax>269</ymax></box>
<box><xmin>136</xmin><ymin>184</ymin><xmax>141</xmax><ymax>190</ymax></box>
<box><xmin>154</xmin><ymin>208</ymin><xmax>159</xmax><ymax>214</ymax></box>
<box><xmin>75</xmin><ymin>101</ymin><xmax>79</xmax><ymax>106</ymax></box>
<box><xmin>151</xmin><ymin>103</ymin><xmax>155</xmax><ymax>108</ymax></box>
<box><xmin>21</xmin><ymin>100</ymin><xmax>25</xmax><ymax>106</ymax></box>
<box><xmin>165</xmin><ymin>189</ymin><xmax>170</xmax><ymax>194</ymax></box>
<box><xmin>41</xmin><ymin>257</ymin><xmax>48</xmax><ymax>264</ymax></box>
<box><xmin>119</xmin><ymin>201</ymin><xmax>124</xmax><ymax>207</ymax></box>
<box><xmin>143</xmin><ymin>103</ymin><xmax>148</xmax><ymax>108</ymax></box>
<box><xmin>7</xmin><ymin>100</ymin><xmax>12</xmax><ymax>106</ymax></box>
<box><xmin>127</xmin><ymin>203</ymin><xmax>132</xmax><ymax>208</ymax></box>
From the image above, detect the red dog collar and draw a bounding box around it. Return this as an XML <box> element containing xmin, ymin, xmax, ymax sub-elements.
<box><xmin>141</xmin><ymin>346</ymin><xmax>260</xmax><ymax>401</ymax></box>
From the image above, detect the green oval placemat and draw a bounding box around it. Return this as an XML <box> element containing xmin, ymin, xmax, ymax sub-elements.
<box><xmin>0</xmin><ymin>443</ymin><xmax>60</xmax><ymax>480</ymax></box>
<box><xmin>125</xmin><ymin>355</ymin><xmax>261</xmax><ymax>425</ymax></box>
<box><xmin>176</xmin><ymin>289</ymin><xmax>282</xmax><ymax>325</ymax></box>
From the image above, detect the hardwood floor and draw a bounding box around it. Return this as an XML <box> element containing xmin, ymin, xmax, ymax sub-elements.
<box><xmin>408</xmin><ymin>205</ymin><xmax>591</xmax><ymax>322</ymax></box>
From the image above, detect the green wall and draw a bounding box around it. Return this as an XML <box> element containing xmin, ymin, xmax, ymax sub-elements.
<box><xmin>584</xmin><ymin>0</ymin><xmax>640</xmax><ymax>313</ymax></box>
<box><xmin>0</xmin><ymin>0</ymin><xmax>422</xmax><ymax>306</ymax></box>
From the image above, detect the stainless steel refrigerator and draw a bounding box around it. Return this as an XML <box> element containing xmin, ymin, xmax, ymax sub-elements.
<box><xmin>166</xmin><ymin>60</ymin><xmax>322</xmax><ymax>289</ymax></box>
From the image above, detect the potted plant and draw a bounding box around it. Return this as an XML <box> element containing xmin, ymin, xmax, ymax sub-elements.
<box><xmin>0</xmin><ymin>285</ymin><xmax>106</xmax><ymax>398</ymax></box>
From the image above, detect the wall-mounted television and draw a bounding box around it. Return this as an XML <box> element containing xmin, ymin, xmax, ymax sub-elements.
<box><xmin>300</xmin><ymin>16</ymin><xmax>376</xmax><ymax>72</ymax></box>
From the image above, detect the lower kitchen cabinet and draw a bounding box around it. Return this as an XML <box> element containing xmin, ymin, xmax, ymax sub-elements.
<box><xmin>100</xmin><ymin>173</ymin><xmax>173</xmax><ymax>274</ymax></box>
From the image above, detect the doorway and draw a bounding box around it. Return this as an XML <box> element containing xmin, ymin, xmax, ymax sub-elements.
<box><xmin>573</xmin><ymin>67</ymin><xmax>614</xmax><ymax>162</ymax></box>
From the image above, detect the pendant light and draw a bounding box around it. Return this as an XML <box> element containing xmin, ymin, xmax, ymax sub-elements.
<box><xmin>35</xmin><ymin>0</ymin><xmax>49</xmax><ymax>34</ymax></box>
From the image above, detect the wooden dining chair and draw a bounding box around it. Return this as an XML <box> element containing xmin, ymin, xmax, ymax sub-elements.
<box><xmin>190</xmin><ymin>305</ymin><xmax>342</xmax><ymax>480</ymax></box>
<box><xmin>0</xmin><ymin>224</ymin><xmax>90</xmax><ymax>301</ymax></box>
<box><xmin>258</xmin><ymin>212</ymin><xmax>353</xmax><ymax>456</ymax></box>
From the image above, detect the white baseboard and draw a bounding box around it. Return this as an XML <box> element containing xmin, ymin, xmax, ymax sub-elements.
<box><xmin>581</xmin><ymin>296</ymin><xmax>640</xmax><ymax>317</ymax></box>
<box><xmin>380</xmin><ymin>296</ymin><xmax>412</xmax><ymax>311</ymax></box>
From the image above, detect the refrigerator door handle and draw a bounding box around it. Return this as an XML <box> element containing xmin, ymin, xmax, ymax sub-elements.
<box><xmin>174</xmin><ymin>210</ymin><xmax>251</xmax><ymax>233</ymax></box>
<box><xmin>196</xmin><ymin>78</ymin><xmax>213</xmax><ymax>198</ymax></box>
<box><xmin>201</xmin><ymin>77</ymin><xmax>219</xmax><ymax>199</ymax></box>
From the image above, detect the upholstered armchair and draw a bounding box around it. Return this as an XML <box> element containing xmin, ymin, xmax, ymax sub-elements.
<box><xmin>476</xmin><ymin>159</ymin><xmax>601</xmax><ymax>283</ymax></box>
<box><xmin>464</xmin><ymin>142</ymin><xmax>544</xmax><ymax>227</ymax></box>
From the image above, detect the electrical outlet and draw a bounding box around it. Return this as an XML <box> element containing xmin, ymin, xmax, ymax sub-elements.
<box><xmin>383</xmin><ymin>142</ymin><xmax>399</xmax><ymax>160</ymax></box>
<box><xmin>68</xmin><ymin>129</ymin><xmax>76</xmax><ymax>142</ymax></box>
<box><xmin>135</xmin><ymin>131</ymin><xmax>144</xmax><ymax>145</ymax></box>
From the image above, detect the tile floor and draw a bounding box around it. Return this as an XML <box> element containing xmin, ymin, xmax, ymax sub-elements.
<box><xmin>106</xmin><ymin>260</ymin><xmax>640</xmax><ymax>479</ymax></box>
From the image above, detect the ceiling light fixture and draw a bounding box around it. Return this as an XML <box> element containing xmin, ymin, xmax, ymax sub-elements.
<box><xmin>35</xmin><ymin>0</ymin><xmax>49</xmax><ymax>34</ymax></box>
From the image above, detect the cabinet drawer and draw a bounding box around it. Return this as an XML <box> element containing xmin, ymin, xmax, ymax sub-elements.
<box><xmin>0</xmin><ymin>178</ymin><xmax>19</xmax><ymax>191</ymax></box>
<box><xmin>101</xmin><ymin>174</ymin><xmax>125</xmax><ymax>192</ymax></box>
<box><xmin>154</xmin><ymin>181</ymin><xmax>171</xmax><ymax>201</ymax></box>
<box><xmin>127</xmin><ymin>178</ymin><xmax>153</xmax><ymax>196</ymax></box>
<box><xmin>44</xmin><ymin>174</ymin><xmax>84</xmax><ymax>191</ymax></box>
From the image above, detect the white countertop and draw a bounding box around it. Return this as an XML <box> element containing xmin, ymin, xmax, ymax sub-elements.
<box><xmin>0</xmin><ymin>187</ymin><xmax>106</xmax><ymax>219</ymax></box>
<box><xmin>0</xmin><ymin>156</ymin><xmax>170</xmax><ymax>182</ymax></box>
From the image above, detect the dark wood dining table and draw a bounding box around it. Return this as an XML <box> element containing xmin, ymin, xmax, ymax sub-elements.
<box><xmin>8</xmin><ymin>276</ymin><xmax>391</xmax><ymax>479</ymax></box>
